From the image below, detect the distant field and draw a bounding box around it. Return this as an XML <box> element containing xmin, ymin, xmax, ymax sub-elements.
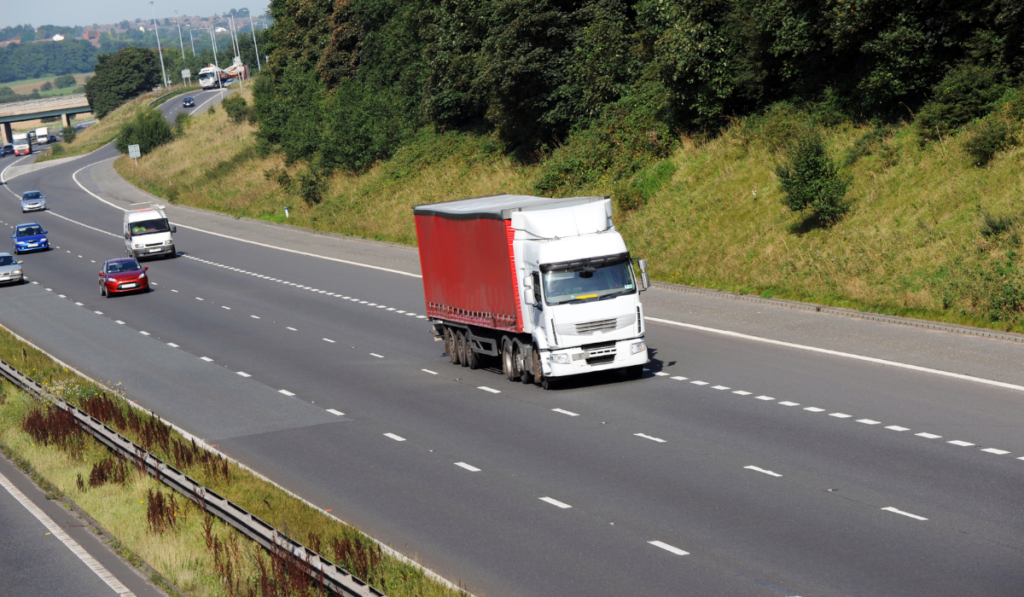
<box><xmin>4</xmin><ymin>72</ymin><xmax>92</xmax><ymax>95</ymax></box>
<box><xmin>11</xmin><ymin>113</ymin><xmax>93</xmax><ymax>133</ymax></box>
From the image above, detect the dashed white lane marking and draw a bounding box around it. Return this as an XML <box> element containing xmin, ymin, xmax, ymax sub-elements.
<box><xmin>635</xmin><ymin>433</ymin><xmax>666</xmax><ymax>443</ymax></box>
<box><xmin>455</xmin><ymin>462</ymin><xmax>481</xmax><ymax>472</ymax></box>
<box><xmin>804</xmin><ymin>407</ymin><xmax>825</xmax><ymax>412</ymax></box>
<box><xmin>221</xmin><ymin>305</ymin><xmax>231</xmax><ymax>310</ymax></box>
<box><xmin>711</xmin><ymin>385</ymin><xmax>730</xmax><ymax>390</ymax></box>
<box><xmin>829</xmin><ymin>413</ymin><xmax>852</xmax><ymax>418</ymax></box>
<box><xmin>323</xmin><ymin>338</ymin><xmax>335</xmax><ymax>343</ymax></box>
<box><xmin>539</xmin><ymin>497</ymin><xmax>572</xmax><ymax>509</ymax></box>
<box><xmin>744</xmin><ymin>465</ymin><xmax>782</xmax><ymax>477</ymax></box>
<box><xmin>116</xmin><ymin>320</ymin><xmax>124</xmax><ymax>325</ymax></box>
<box><xmin>733</xmin><ymin>390</ymin><xmax>752</xmax><ymax>396</ymax></box>
<box><xmin>886</xmin><ymin>425</ymin><xmax>910</xmax><ymax>431</ymax></box>
<box><xmin>422</xmin><ymin>369</ymin><xmax>438</xmax><ymax>375</ymax></box>
<box><xmin>45</xmin><ymin>288</ymin><xmax>51</xmax><ymax>291</ymax></box>
<box><xmin>647</xmin><ymin>317</ymin><xmax>1024</xmax><ymax>394</ymax></box>
<box><xmin>251</xmin><ymin>315</ymin><xmax>260</xmax><ymax>319</ymax></box>
<box><xmin>648</xmin><ymin>540</ymin><xmax>689</xmax><ymax>556</ymax></box>
<box><xmin>552</xmin><ymin>408</ymin><xmax>579</xmax><ymax>417</ymax></box>
<box><xmin>478</xmin><ymin>386</ymin><xmax>501</xmax><ymax>394</ymax></box>
<box><xmin>171</xmin><ymin>289</ymin><xmax>178</xmax><ymax>293</ymax></box>
<box><xmin>200</xmin><ymin>357</ymin><xmax>213</xmax><ymax>362</ymax></box>
<box><xmin>915</xmin><ymin>432</ymin><xmax>941</xmax><ymax>439</ymax></box>
<box><xmin>236</xmin><ymin>371</ymin><xmax>251</xmax><ymax>378</ymax></box>
<box><xmin>196</xmin><ymin>297</ymin><xmax>203</xmax><ymax>301</ymax></box>
<box><xmin>94</xmin><ymin>311</ymin><xmax>103</xmax><ymax>315</ymax></box>
<box><xmin>326</xmin><ymin>409</ymin><xmax>344</xmax><ymax>416</ymax></box>
<box><xmin>139</xmin><ymin>331</ymin><xmax>150</xmax><ymax>336</ymax></box>
<box><xmin>370</xmin><ymin>353</ymin><xmax>384</xmax><ymax>358</ymax></box>
<box><xmin>0</xmin><ymin>470</ymin><xmax>137</xmax><ymax>597</ymax></box>
<box><xmin>278</xmin><ymin>389</ymin><xmax>295</xmax><ymax>396</ymax></box>
<box><xmin>756</xmin><ymin>395</ymin><xmax>775</xmax><ymax>401</ymax></box>
<box><xmin>384</xmin><ymin>433</ymin><xmax>406</xmax><ymax>442</ymax></box>
<box><xmin>74</xmin><ymin>302</ymin><xmax>83</xmax><ymax>306</ymax></box>
<box><xmin>857</xmin><ymin>419</ymin><xmax>881</xmax><ymax>425</ymax></box>
<box><xmin>387</xmin><ymin>307</ymin><xmax>395</xmax><ymax>311</ymax></box>
<box><xmin>778</xmin><ymin>401</ymin><xmax>799</xmax><ymax>406</ymax></box>
<box><xmin>670</xmin><ymin>375</ymin><xmax>687</xmax><ymax>381</ymax></box>
<box><xmin>654</xmin><ymin>372</ymin><xmax>669</xmax><ymax>377</ymax></box>
<box><xmin>882</xmin><ymin>507</ymin><xmax>927</xmax><ymax>521</ymax></box>
<box><xmin>982</xmin><ymin>448</ymin><xmax>1010</xmax><ymax>455</ymax></box>
<box><xmin>58</xmin><ymin>294</ymin><xmax>66</xmax><ymax>298</ymax></box>
<box><xmin>948</xmin><ymin>440</ymin><xmax>975</xmax><ymax>447</ymax></box>
<box><xmin>690</xmin><ymin>380</ymin><xmax>708</xmax><ymax>386</ymax></box>
<box><xmin>167</xmin><ymin>343</ymin><xmax>178</xmax><ymax>348</ymax></box>
<box><xmin>287</xmin><ymin>327</ymin><xmax>297</xmax><ymax>331</ymax></box>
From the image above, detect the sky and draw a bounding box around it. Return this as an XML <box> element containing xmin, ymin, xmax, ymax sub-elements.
<box><xmin>0</xmin><ymin>0</ymin><xmax>269</xmax><ymax>29</ymax></box>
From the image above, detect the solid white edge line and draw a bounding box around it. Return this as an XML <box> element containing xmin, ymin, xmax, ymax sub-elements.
<box><xmin>539</xmin><ymin>497</ymin><xmax>571</xmax><ymax>509</ymax></box>
<box><xmin>634</xmin><ymin>433</ymin><xmax>666</xmax><ymax>443</ymax></box>
<box><xmin>71</xmin><ymin>158</ymin><xmax>423</xmax><ymax>279</ymax></box>
<box><xmin>454</xmin><ymin>462</ymin><xmax>481</xmax><ymax>472</ymax></box>
<box><xmin>647</xmin><ymin>316</ymin><xmax>1024</xmax><ymax>393</ymax></box>
<box><xmin>882</xmin><ymin>506</ymin><xmax>928</xmax><ymax>521</ymax></box>
<box><xmin>648</xmin><ymin>540</ymin><xmax>689</xmax><ymax>556</ymax></box>
<box><xmin>0</xmin><ymin>470</ymin><xmax>136</xmax><ymax>596</ymax></box>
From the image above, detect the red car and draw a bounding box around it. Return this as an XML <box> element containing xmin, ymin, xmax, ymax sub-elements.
<box><xmin>99</xmin><ymin>258</ymin><xmax>150</xmax><ymax>297</ymax></box>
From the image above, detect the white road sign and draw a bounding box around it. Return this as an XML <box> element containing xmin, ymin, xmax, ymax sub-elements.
<box><xmin>128</xmin><ymin>144</ymin><xmax>141</xmax><ymax>159</ymax></box>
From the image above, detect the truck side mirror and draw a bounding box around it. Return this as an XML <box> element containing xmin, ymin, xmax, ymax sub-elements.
<box><xmin>638</xmin><ymin>259</ymin><xmax>648</xmax><ymax>272</ymax></box>
<box><xmin>124</xmin><ymin>233</ymin><xmax>129</xmax><ymax>240</ymax></box>
<box><xmin>641</xmin><ymin>272</ymin><xmax>650</xmax><ymax>291</ymax></box>
<box><xmin>170</xmin><ymin>225</ymin><xmax>177</xmax><ymax>233</ymax></box>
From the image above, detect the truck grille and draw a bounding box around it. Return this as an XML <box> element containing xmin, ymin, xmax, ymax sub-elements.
<box><xmin>145</xmin><ymin>242</ymin><xmax>163</xmax><ymax>247</ymax></box>
<box><xmin>557</xmin><ymin>315</ymin><xmax>634</xmax><ymax>337</ymax></box>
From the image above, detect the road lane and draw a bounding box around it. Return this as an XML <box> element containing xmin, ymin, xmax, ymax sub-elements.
<box><xmin>1</xmin><ymin>131</ymin><xmax>1023</xmax><ymax>595</ymax></box>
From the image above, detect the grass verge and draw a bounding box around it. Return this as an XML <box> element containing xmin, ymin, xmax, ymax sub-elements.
<box><xmin>0</xmin><ymin>323</ymin><xmax>467</xmax><ymax>597</ymax></box>
<box><xmin>113</xmin><ymin>94</ymin><xmax>1024</xmax><ymax>332</ymax></box>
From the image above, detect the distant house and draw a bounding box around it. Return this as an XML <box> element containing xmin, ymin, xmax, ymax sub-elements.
<box><xmin>52</xmin><ymin>34</ymin><xmax>65</xmax><ymax>41</ymax></box>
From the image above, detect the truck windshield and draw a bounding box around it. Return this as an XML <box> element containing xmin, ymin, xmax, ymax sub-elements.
<box><xmin>130</xmin><ymin>218</ymin><xmax>170</xmax><ymax>235</ymax></box>
<box><xmin>543</xmin><ymin>260</ymin><xmax>636</xmax><ymax>305</ymax></box>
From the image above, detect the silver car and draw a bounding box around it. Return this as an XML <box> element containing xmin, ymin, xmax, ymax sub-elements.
<box><xmin>0</xmin><ymin>252</ymin><xmax>24</xmax><ymax>285</ymax></box>
<box><xmin>21</xmin><ymin>191</ymin><xmax>46</xmax><ymax>213</ymax></box>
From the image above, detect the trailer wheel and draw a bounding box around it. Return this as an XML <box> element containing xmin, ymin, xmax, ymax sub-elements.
<box><xmin>457</xmin><ymin>331</ymin><xmax>469</xmax><ymax>367</ymax></box>
<box><xmin>445</xmin><ymin>327</ymin><xmax>459</xmax><ymax>365</ymax></box>
<box><xmin>465</xmin><ymin>337</ymin><xmax>480</xmax><ymax>370</ymax></box>
<box><xmin>502</xmin><ymin>339</ymin><xmax>518</xmax><ymax>381</ymax></box>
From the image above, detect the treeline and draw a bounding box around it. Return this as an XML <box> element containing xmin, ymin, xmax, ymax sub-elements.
<box><xmin>0</xmin><ymin>39</ymin><xmax>98</xmax><ymax>83</ymax></box>
<box><xmin>0</xmin><ymin>25</ymin><xmax>83</xmax><ymax>43</ymax></box>
<box><xmin>253</xmin><ymin>0</ymin><xmax>1024</xmax><ymax>187</ymax></box>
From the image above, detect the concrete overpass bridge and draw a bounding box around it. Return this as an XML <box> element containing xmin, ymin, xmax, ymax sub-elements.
<box><xmin>0</xmin><ymin>94</ymin><xmax>92</xmax><ymax>144</ymax></box>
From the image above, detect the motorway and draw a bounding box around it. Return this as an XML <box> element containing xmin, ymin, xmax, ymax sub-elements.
<box><xmin>1</xmin><ymin>88</ymin><xmax>1023</xmax><ymax>596</ymax></box>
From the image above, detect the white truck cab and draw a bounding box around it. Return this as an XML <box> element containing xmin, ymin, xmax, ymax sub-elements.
<box><xmin>124</xmin><ymin>207</ymin><xmax>177</xmax><ymax>259</ymax></box>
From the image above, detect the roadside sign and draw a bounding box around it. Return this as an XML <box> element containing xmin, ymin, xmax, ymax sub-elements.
<box><xmin>128</xmin><ymin>144</ymin><xmax>141</xmax><ymax>159</ymax></box>
<box><xmin>181</xmin><ymin>69</ymin><xmax>191</xmax><ymax>79</ymax></box>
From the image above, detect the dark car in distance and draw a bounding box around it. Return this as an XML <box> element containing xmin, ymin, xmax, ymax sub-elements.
<box><xmin>182</xmin><ymin>96</ymin><xmax>195</xmax><ymax>108</ymax></box>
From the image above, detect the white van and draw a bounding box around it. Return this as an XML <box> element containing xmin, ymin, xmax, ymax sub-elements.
<box><xmin>124</xmin><ymin>207</ymin><xmax>177</xmax><ymax>259</ymax></box>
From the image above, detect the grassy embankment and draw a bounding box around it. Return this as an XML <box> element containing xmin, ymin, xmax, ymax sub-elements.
<box><xmin>114</xmin><ymin>90</ymin><xmax>1024</xmax><ymax>333</ymax></box>
<box><xmin>0</xmin><ymin>324</ymin><xmax>466</xmax><ymax>597</ymax></box>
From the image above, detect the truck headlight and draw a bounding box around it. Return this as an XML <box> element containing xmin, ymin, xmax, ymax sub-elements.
<box><xmin>165</xmin><ymin>240</ymin><xmax>173</xmax><ymax>245</ymax></box>
<box><xmin>133</xmin><ymin>243</ymin><xmax>142</xmax><ymax>248</ymax></box>
<box><xmin>630</xmin><ymin>341</ymin><xmax>647</xmax><ymax>355</ymax></box>
<box><xmin>550</xmin><ymin>353</ymin><xmax>571</xmax><ymax>364</ymax></box>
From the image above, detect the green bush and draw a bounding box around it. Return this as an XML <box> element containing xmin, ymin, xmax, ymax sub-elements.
<box><xmin>776</xmin><ymin>131</ymin><xmax>852</xmax><ymax>227</ymax></box>
<box><xmin>221</xmin><ymin>94</ymin><xmax>252</xmax><ymax>124</ymax></box>
<box><xmin>917</xmin><ymin>64</ymin><xmax>1004</xmax><ymax>140</ymax></box>
<box><xmin>173</xmin><ymin>112</ymin><xmax>191</xmax><ymax>137</ymax></box>
<box><xmin>61</xmin><ymin>126</ymin><xmax>76</xmax><ymax>144</ymax></box>
<box><xmin>534</xmin><ymin>84</ymin><xmax>674</xmax><ymax>203</ymax></box>
<box><xmin>962</xmin><ymin>117</ymin><xmax>1010</xmax><ymax>166</ymax></box>
<box><xmin>297</xmin><ymin>170</ymin><xmax>325</xmax><ymax>205</ymax></box>
<box><xmin>54</xmin><ymin>74</ymin><xmax>77</xmax><ymax>89</ymax></box>
<box><xmin>115</xmin><ymin>109</ymin><xmax>173</xmax><ymax>156</ymax></box>
<box><xmin>40</xmin><ymin>81</ymin><xmax>53</xmax><ymax>91</ymax></box>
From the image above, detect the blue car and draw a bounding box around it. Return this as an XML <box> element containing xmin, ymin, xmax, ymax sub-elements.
<box><xmin>12</xmin><ymin>223</ymin><xmax>50</xmax><ymax>254</ymax></box>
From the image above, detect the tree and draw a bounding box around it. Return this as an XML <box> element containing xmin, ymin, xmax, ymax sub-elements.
<box><xmin>116</xmin><ymin>109</ymin><xmax>172</xmax><ymax>155</ymax></box>
<box><xmin>85</xmin><ymin>46</ymin><xmax>161</xmax><ymax>118</ymax></box>
<box><xmin>777</xmin><ymin>131</ymin><xmax>852</xmax><ymax>227</ymax></box>
<box><xmin>54</xmin><ymin>74</ymin><xmax>77</xmax><ymax>88</ymax></box>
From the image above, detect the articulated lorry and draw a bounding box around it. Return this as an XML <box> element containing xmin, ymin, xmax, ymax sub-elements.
<box><xmin>12</xmin><ymin>133</ymin><xmax>31</xmax><ymax>156</ymax></box>
<box><xmin>414</xmin><ymin>194</ymin><xmax>650</xmax><ymax>390</ymax></box>
<box><xmin>198</xmin><ymin>64</ymin><xmax>228</xmax><ymax>89</ymax></box>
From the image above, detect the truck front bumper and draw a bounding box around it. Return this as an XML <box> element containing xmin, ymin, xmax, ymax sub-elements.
<box><xmin>542</xmin><ymin>338</ymin><xmax>648</xmax><ymax>378</ymax></box>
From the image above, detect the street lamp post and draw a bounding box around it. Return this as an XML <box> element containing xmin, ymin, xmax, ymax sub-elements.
<box><xmin>248</xmin><ymin>13</ymin><xmax>261</xmax><ymax>71</ymax></box>
<box><xmin>149</xmin><ymin>1</ymin><xmax>169</xmax><ymax>88</ymax></box>
<box><xmin>188</xmin><ymin>27</ymin><xmax>195</xmax><ymax>56</ymax></box>
<box><xmin>174</xmin><ymin>10</ymin><xmax>185</xmax><ymax>60</ymax></box>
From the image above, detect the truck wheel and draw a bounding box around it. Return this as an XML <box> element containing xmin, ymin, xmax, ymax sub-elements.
<box><xmin>502</xmin><ymin>339</ymin><xmax>518</xmax><ymax>381</ymax></box>
<box><xmin>444</xmin><ymin>327</ymin><xmax>458</xmax><ymax>364</ymax></box>
<box><xmin>519</xmin><ymin>345</ymin><xmax>534</xmax><ymax>384</ymax></box>
<box><xmin>465</xmin><ymin>336</ymin><xmax>480</xmax><ymax>370</ymax></box>
<box><xmin>530</xmin><ymin>349</ymin><xmax>542</xmax><ymax>386</ymax></box>
<box><xmin>457</xmin><ymin>331</ymin><xmax>469</xmax><ymax>367</ymax></box>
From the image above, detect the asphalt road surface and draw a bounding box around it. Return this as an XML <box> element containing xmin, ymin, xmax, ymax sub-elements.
<box><xmin>1</xmin><ymin>91</ymin><xmax>1023</xmax><ymax>596</ymax></box>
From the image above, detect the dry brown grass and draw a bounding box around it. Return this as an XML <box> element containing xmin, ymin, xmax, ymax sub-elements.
<box><xmin>115</xmin><ymin>95</ymin><xmax>1024</xmax><ymax>331</ymax></box>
